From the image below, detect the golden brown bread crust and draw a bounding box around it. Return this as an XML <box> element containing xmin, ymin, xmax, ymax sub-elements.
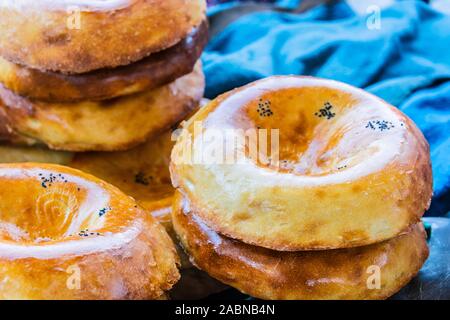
<box><xmin>0</xmin><ymin>139</ymin><xmax>227</xmax><ymax>299</ymax></box>
<box><xmin>0</xmin><ymin>133</ymin><xmax>179</xmax><ymax>244</ymax></box>
<box><xmin>58</xmin><ymin>132</ymin><xmax>203</xmax><ymax>271</ymax></box>
<box><xmin>73</xmin><ymin>139</ymin><xmax>227</xmax><ymax>298</ymax></box>
<box><xmin>172</xmin><ymin>191</ymin><xmax>429</xmax><ymax>300</ymax></box>
<box><xmin>0</xmin><ymin>63</ymin><xmax>204</xmax><ymax>151</ymax></box>
<box><xmin>0</xmin><ymin>108</ymin><xmax>39</xmax><ymax>146</ymax></box>
<box><xmin>0</xmin><ymin>132</ymin><xmax>176</xmax><ymax>234</ymax></box>
<box><xmin>0</xmin><ymin>163</ymin><xmax>180</xmax><ymax>300</ymax></box>
<box><xmin>70</xmin><ymin>131</ymin><xmax>175</xmax><ymax>227</ymax></box>
<box><xmin>0</xmin><ymin>0</ymin><xmax>206</xmax><ymax>73</ymax></box>
<box><xmin>0</xmin><ymin>143</ymin><xmax>72</xmax><ymax>165</ymax></box>
<box><xmin>0</xmin><ymin>132</ymin><xmax>175</xmax><ymax>230</ymax></box>
<box><xmin>171</xmin><ymin>76</ymin><xmax>433</xmax><ymax>251</ymax></box>
<box><xmin>0</xmin><ymin>132</ymin><xmax>186</xmax><ymax>260</ymax></box>
<box><xmin>0</xmin><ymin>215</ymin><xmax>179</xmax><ymax>300</ymax></box>
<box><xmin>0</xmin><ymin>108</ymin><xmax>17</xmax><ymax>141</ymax></box>
<box><xmin>0</xmin><ymin>21</ymin><xmax>208</xmax><ymax>102</ymax></box>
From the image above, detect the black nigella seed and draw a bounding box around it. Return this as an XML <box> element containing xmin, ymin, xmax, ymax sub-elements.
<box><xmin>315</xmin><ymin>101</ymin><xmax>336</xmax><ymax>120</ymax></box>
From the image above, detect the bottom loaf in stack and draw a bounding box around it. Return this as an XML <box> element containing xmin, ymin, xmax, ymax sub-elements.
<box><xmin>0</xmin><ymin>128</ymin><xmax>228</xmax><ymax>300</ymax></box>
<box><xmin>172</xmin><ymin>191</ymin><xmax>428</xmax><ymax>300</ymax></box>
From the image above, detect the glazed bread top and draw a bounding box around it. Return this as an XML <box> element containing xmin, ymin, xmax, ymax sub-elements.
<box><xmin>0</xmin><ymin>163</ymin><xmax>169</xmax><ymax>259</ymax></box>
<box><xmin>0</xmin><ymin>0</ymin><xmax>206</xmax><ymax>73</ymax></box>
<box><xmin>171</xmin><ymin>76</ymin><xmax>433</xmax><ymax>250</ymax></box>
<box><xmin>0</xmin><ymin>163</ymin><xmax>180</xmax><ymax>299</ymax></box>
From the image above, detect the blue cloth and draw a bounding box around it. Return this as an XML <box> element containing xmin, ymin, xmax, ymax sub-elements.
<box><xmin>203</xmin><ymin>0</ymin><xmax>450</xmax><ymax>216</ymax></box>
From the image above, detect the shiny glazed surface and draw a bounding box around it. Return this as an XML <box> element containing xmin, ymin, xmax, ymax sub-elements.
<box><xmin>0</xmin><ymin>132</ymin><xmax>182</xmax><ymax>256</ymax></box>
<box><xmin>172</xmin><ymin>191</ymin><xmax>429</xmax><ymax>300</ymax></box>
<box><xmin>0</xmin><ymin>63</ymin><xmax>204</xmax><ymax>151</ymax></box>
<box><xmin>0</xmin><ymin>0</ymin><xmax>206</xmax><ymax>73</ymax></box>
<box><xmin>0</xmin><ymin>21</ymin><xmax>208</xmax><ymax>102</ymax></box>
<box><xmin>0</xmin><ymin>132</ymin><xmax>175</xmax><ymax>229</ymax></box>
<box><xmin>171</xmin><ymin>76</ymin><xmax>433</xmax><ymax>250</ymax></box>
<box><xmin>0</xmin><ymin>163</ymin><xmax>180</xmax><ymax>299</ymax></box>
<box><xmin>0</xmin><ymin>133</ymin><xmax>229</xmax><ymax>298</ymax></box>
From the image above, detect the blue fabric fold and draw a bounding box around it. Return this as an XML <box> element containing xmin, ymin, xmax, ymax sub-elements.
<box><xmin>203</xmin><ymin>0</ymin><xmax>450</xmax><ymax>216</ymax></box>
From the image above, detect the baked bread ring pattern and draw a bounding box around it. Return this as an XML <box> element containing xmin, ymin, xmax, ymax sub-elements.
<box><xmin>0</xmin><ymin>62</ymin><xmax>205</xmax><ymax>151</ymax></box>
<box><xmin>0</xmin><ymin>134</ymin><xmax>228</xmax><ymax>299</ymax></box>
<box><xmin>172</xmin><ymin>191</ymin><xmax>429</xmax><ymax>300</ymax></box>
<box><xmin>0</xmin><ymin>132</ymin><xmax>174</xmax><ymax>222</ymax></box>
<box><xmin>0</xmin><ymin>163</ymin><xmax>179</xmax><ymax>299</ymax></box>
<box><xmin>171</xmin><ymin>76</ymin><xmax>433</xmax><ymax>251</ymax></box>
<box><xmin>0</xmin><ymin>131</ymin><xmax>189</xmax><ymax>265</ymax></box>
<box><xmin>0</xmin><ymin>0</ymin><xmax>206</xmax><ymax>73</ymax></box>
<box><xmin>0</xmin><ymin>130</ymin><xmax>175</xmax><ymax>231</ymax></box>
